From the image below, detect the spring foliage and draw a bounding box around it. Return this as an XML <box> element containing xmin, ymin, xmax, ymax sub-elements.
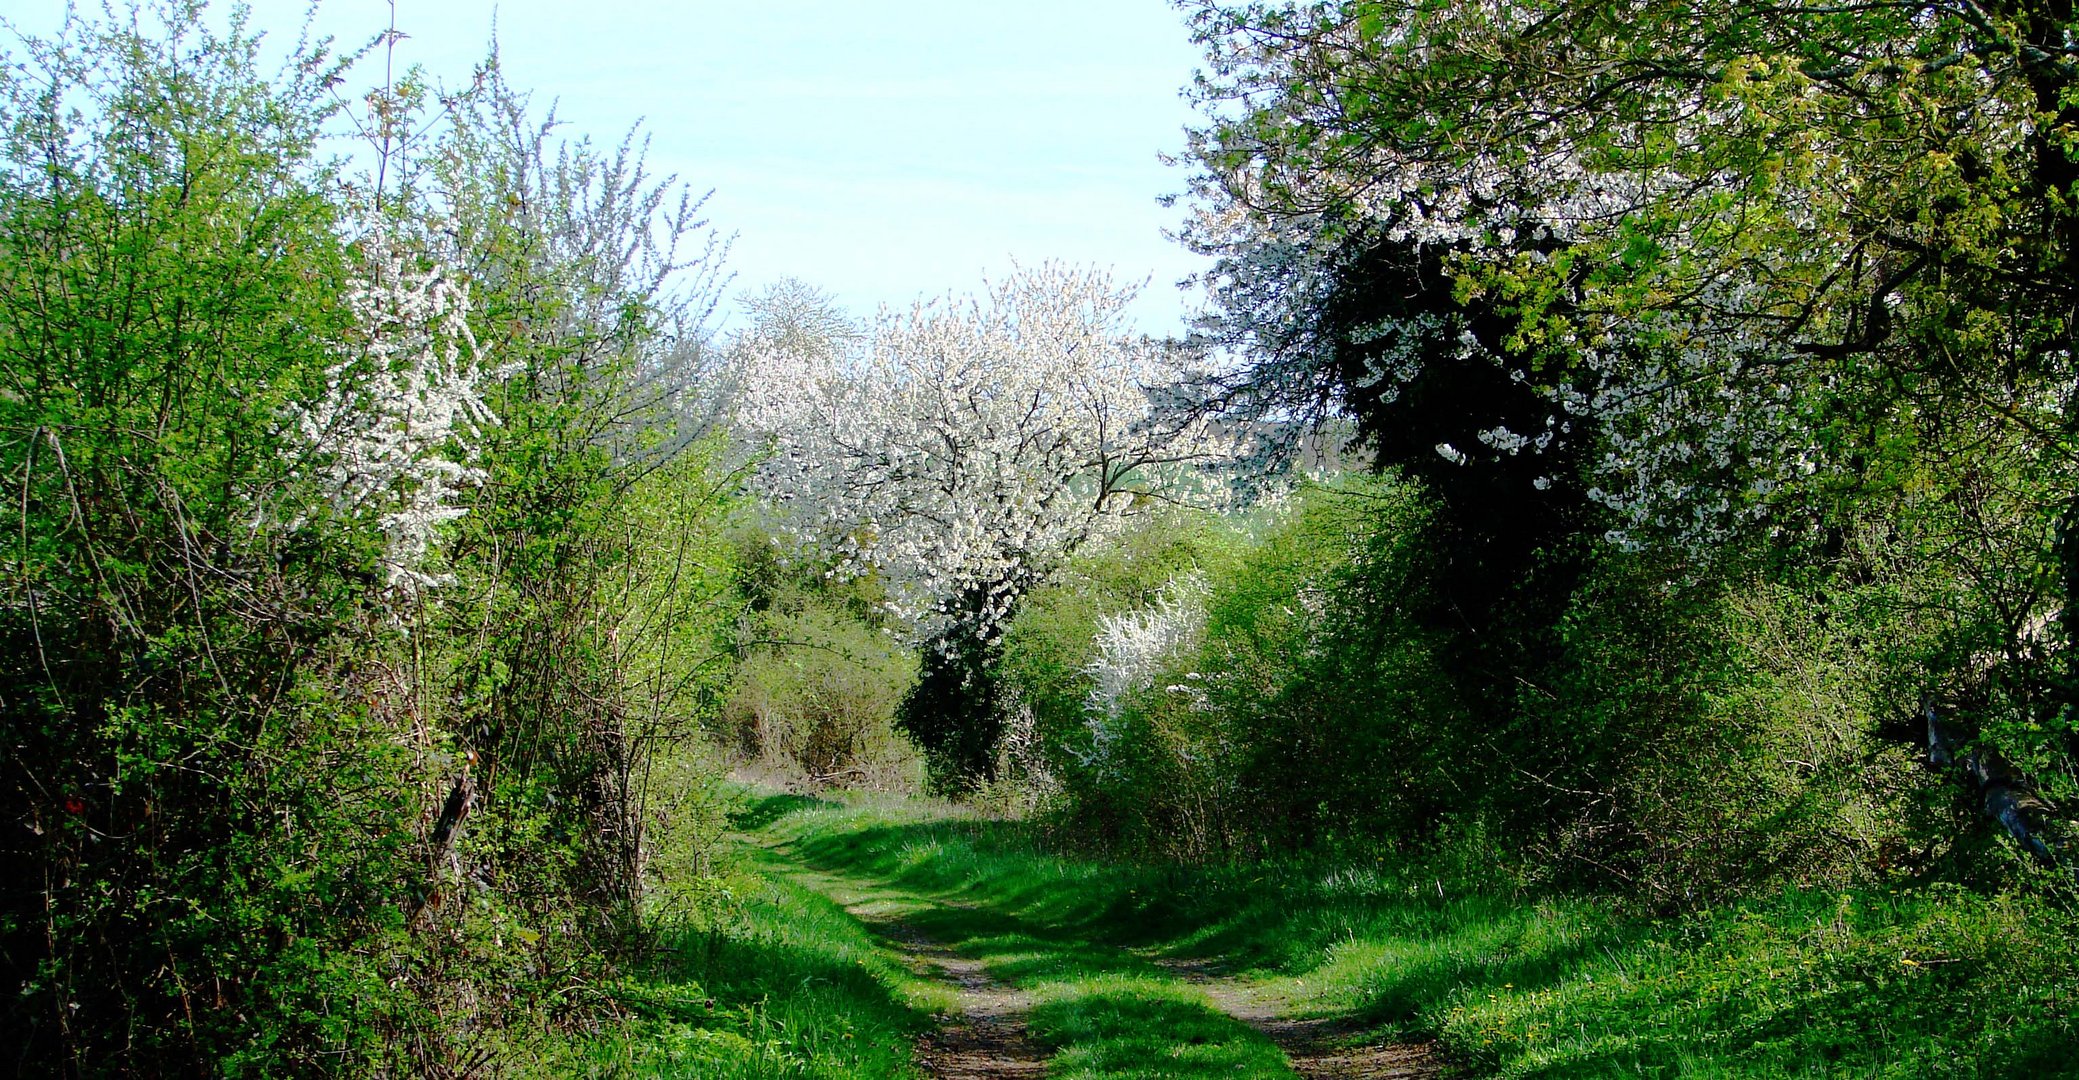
<box><xmin>1171</xmin><ymin>0</ymin><xmax>2079</xmax><ymax>854</ymax></box>
<box><xmin>0</xmin><ymin>6</ymin><xmax>741</xmax><ymax>1073</ymax></box>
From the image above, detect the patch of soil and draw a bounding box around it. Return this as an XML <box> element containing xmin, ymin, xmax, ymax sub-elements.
<box><xmin>913</xmin><ymin>1020</ymin><xmax>1047</xmax><ymax>1080</ymax></box>
<box><xmin>858</xmin><ymin>915</ymin><xmax>1048</xmax><ymax>1079</ymax></box>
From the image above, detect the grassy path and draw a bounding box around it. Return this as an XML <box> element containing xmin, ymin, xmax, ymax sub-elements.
<box><xmin>605</xmin><ymin>791</ymin><xmax>2077</xmax><ymax>1078</ymax></box>
<box><xmin>742</xmin><ymin>794</ymin><xmax>1440</xmax><ymax>1079</ymax></box>
<box><xmin>769</xmin><ymin>857</ymin><xmax>1047</xmax><ymax>1077</ymax></box>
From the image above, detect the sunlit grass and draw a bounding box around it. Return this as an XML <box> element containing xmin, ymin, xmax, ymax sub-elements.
<box><xmin>746</xmin><ymin>794</ymin><xmax>1298</xmax><ymax>1076</ymax></box>
<box><xmin>1031</xmin><ymin>975</ymin><xmax>1292</xmax><ymax>1079</ymax></box>
<box><xmin>752</xmin><ymin>793</ymin><xmax>2079</xmax><ymax>1079</ymax></box>
<box><xmin>552</xmin><ymin>828</ymin><xmax>942</xmax><ymax>1078</ymax></box>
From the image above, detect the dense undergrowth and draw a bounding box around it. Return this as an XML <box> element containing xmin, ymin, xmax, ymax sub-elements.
<box><xmin>1</xmin><ymin>9</ymin><xmax>740</xmax><ymax>1072</ymax></box>
<box><xmin>998</xmin><ymin>476</ymin><xmax>2037</xmax><ymax>903</ymax></box>
<box><xmin>754</xmin><ymin>793</ymin><xmax>2079</xmax><ymax>1078</ymax></box>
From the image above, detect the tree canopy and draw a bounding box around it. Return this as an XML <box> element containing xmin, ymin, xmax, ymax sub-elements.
<box><xmin>1182</xmin><ymin>0</ymin><xmax>2079</xmax><ymax>729</ymax></box>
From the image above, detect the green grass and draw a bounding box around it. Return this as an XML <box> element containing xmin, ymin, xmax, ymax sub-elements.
<box><xmin>543</xmin><ymin>818</ymin><xmax>945</xmax><ymax>1078</ymax></box>
<box><xmin>750</xmin><ymin>793</ymin><xmax>2079</xmax><ymax>1079</ymax></box>
<box><xmin>1031</xmin><ymin>977</ymin><xmax>1289</xmax><ymax>1079</ymax></box>
<box><xmin>748</xmin><ymin>795</ymin><xmax>1295</xmax><ymax>1077</ymax></box>
<box><xmin>527</xmin><ymin>791</ymin><xmax>2079</xmax><ymax>1077</ymax></box>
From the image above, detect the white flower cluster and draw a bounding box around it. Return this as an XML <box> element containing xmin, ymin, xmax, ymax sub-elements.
<box><xmin>1566</xmin><ymin>306</ymin><xmax>1819</xmax><ymax>551</ymax></box>
<box><xmin>1348</xmin><ymin>146</ymin><xmax>1683</xmax><ymax>256</ymax></box>
<box><xmin>1078</xmin><ymin>571</ymin><xmax>1211</xmax><ymax>776</ymax></box>
<box><xmin>737</xmin><ymin>264</ymin><xmax>1234</xmax><ymax>642</ymax></box>
<box><xmin>291</xmin><ymin>234</ymin><xmax>500</xmax><ymax>591</ymax></box>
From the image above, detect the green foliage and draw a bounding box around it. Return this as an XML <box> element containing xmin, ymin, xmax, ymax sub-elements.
<box><xmin>1000</xmin><ymin>469</ymin><xmax>2039</xmax><ymax>896</ymax></box>
<box><xmin>10</xmin><ymin>2</ymin><xmax>2076</xmax><ymax>1072</ymax></box>
<box><xmin>1189</xmin><ymin>477</ymin><xmax>1449</xmax><ymax>853</ymax></box>
<box><xmin>995</xmin><ymin>506</ymin><xmax>1252</xmax><ymax>839</ymax></box>
<box><xmin>0</xmin><ymin>7</ymin><xmax>747</xmax><ymax>1072</ymax></box>
<box><xmin>1583</xmin><ymin>576</ymin><xmax>1924</xmax><ymax>898</ymax></box>
<box><xmin>0</xmin><ymin>11</ymin><xmax>433</xmax><ymax>1071</ymax></box>
<box><xmin>724</xmin><ymin>583</ymin><xmax>923</xmax><ymax>791</ymax></box>
<box><xmin>1181</xmin><ymin>0</ymin><xmax>2079</xmax><ymax>856</ymax></box>
<box><xmin>1003</xmin><ymin>477</ymin><xmax>1457</xmax><ymax>858</ymax></box>
<box><xmin>391</xmin><ymin>64</ymin><xmax>744</xmax><ymax>1058</ymax></box>
<box><xmin>897</xmin><ymin>617</ymin><xmax>1010</xmax><ymax>793</ymax></box>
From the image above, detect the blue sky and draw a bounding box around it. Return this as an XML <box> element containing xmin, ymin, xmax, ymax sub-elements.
<box><xmin>8</xmin><ymin>1</ymin><xmax>1214</xmax><ymax>334</ymax></box>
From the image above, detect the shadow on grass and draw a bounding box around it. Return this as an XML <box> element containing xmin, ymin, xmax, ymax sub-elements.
<box><xmin>1031</xmin><ymin>986</ymin><xmax>1293</xmax><ymax>1079</ymax></box>
<box><xmin>863</xmin><ymin>890</ymin><xmax>1297</xmax><ymax>1078</ymax></box>
<box><xmin>743</xmin><ymin>798</ymin><xmax>2079</xmax><ymax>1079</ymax></box>
<box><xmin>895</xmin><ymin>901</ymin><xmax>1154</xmax><ymax>983</ymax></box>
<box><xmin>778</xmin><ymin>810</ymin><xmax>1619</xmax><ymax>1021</ymax></box>
<box><xmin>605</xmin><ymin>849</ymin><xmax>935</xmax><ymax>1079</ymax></box>
<box><xmin>635</xmin><ymin>928</ymin><xmax>911</xmax><ymax>1026</ymax></box>
<box><xmin>728</xmin><ymin>791</ymin><xmax>838</xmax><ymax>831</ymax></box>
<box><xmin>749</xmin><ymin>802</ymin><xmax>1303</xmax><ymax>1075</ymax></box>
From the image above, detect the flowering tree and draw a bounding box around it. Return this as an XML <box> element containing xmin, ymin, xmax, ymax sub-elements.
<box><xmin>1179</xmin><ymin>0</ymin><xmax>2079</xmax><ymax>845</ymax></box>
<box><xmin>1188</xmin><ymin>4</ymin><xmax>2079</xmax><ymax>581</ymax></box>
<box><xmin>738</xmin><ymin>264</ymin><xmax>1231</xmax><ymax>781</ymax></box>
<box><xmin>1184</xmin><ymin>0</ymin><xmax>2079</xmax><ymax>558</ymax></box>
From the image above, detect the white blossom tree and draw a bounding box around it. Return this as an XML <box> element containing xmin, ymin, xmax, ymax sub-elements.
<box><xmin>1179</xmin><ymin>0</ymin><xmax>2079</xmax><ymax>554</ymax></box>
<box><xmin>736</xmin><ymin>263</ymin><xmax>1233</xmax><ymax>780</ymax></box>
<box><xmin>1179</xmin><ymin>0</ymin><xmax>2079</xmax><ymax>849</ymax></box>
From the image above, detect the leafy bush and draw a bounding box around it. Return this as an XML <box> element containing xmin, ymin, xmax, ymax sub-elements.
<box><xmin>998</xmin><ymin>477</ymin><xmax>1453</xmax><ymax>857</ymax></box>
<box><xmin>0</xmin><ymin>8</ymin><xmax>746</xmax><ymax>1072</ymax></box>
<box><xmin>994</xmin><ymin>507</ymin><xmax>1246</xmax><ymax>844</ymax></box>
<box><xmin>0</xmin><ymin>14</ymin><xmax>429</xmax><ymax>1070</ymax></box>
<box><xmin>1000</xmin><ymin>470</ymin><xmax>2002</xmax><ymax>899</ymax></box>
<box><xmin>723</xmin><ymin>544</ymin><xmax>923</xmax><ymax>791</ymax></box>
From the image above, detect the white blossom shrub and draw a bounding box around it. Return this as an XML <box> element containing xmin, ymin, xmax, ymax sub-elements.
<box><xmin>1078</xmin><ymin>570</ymin><xmax>1211</xmax><ymax>776</ymax></box>
<box><xmin>290</xmin><ymin>232</ymin><xmax>501</xmax><ymax>590</ymax></box>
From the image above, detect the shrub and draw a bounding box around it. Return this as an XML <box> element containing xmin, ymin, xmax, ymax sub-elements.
<box><xmin>724</xmin><ymin>591</ymin><xmax>923</xmax><ymax>792</ymax></box>
<box><xmin>1003</xmin><ymin>469</ymin><xmax>1988</xmax><ymax>898</ymax></box>
<box><xmin>0</xmin><ymin>12</ymin><xmax>426</xmax><ymax>1070</ymax></box>
<box><xmin>998</xmin><ymin>478</ymin><xmax>1452</xmax><ymax>857</ymax></box>
<box><xmin>0</xmin><ymin>9</ymin><xmax>746</xmax><ymax>1071</ymax></box>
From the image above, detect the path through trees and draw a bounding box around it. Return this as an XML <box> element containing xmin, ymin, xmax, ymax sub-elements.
<box><xmin>752</xmin><ymin>804</ymin><xmax>1441</xmax><ymax>1079</ymax></box>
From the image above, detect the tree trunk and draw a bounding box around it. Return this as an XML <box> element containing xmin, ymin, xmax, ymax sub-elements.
<box><xmin>1925</xmin><ymin>701</ymin><xmax>2058</xmax><ymax>863</ymax></box>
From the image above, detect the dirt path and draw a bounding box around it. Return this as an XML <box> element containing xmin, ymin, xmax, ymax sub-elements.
<box><xmin>1151</xmin><ymin>957</ymin><xmax>1441</xmax><ymax>1080</ymax></box>
<box><xmin>871</xmin><ymin>914</ymin><xmax>1048</xmax><ymax>1078</ymax></box>
<box><xmin>772</xmin><ymin>860</ymin><xmax>1049</xmax><ymax>1079</ymax></box>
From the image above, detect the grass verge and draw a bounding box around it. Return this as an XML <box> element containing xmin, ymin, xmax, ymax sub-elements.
<box><xmin>544</xmin><ymin>824</ymin><xmax>944</xmax><ymax>1078</ymax></box>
